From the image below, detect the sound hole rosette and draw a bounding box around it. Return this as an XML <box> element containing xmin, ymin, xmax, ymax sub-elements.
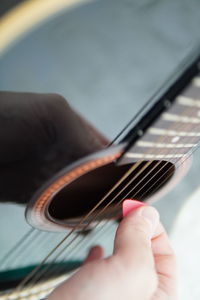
<box><xmin>26</xmin><ymin>144</ymin><xmax>186</xmax><ymax>232</ymax></box>
<box><xmin>26</xmin><ymin>144</ymin><xmax>124</xmax><ymax>232</ymax></box>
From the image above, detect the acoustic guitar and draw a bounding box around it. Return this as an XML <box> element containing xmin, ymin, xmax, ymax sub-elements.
<box><xmin>0</xmin><ymin>41</ymin><xmax>200</xmax><ymax>299</ymax></box>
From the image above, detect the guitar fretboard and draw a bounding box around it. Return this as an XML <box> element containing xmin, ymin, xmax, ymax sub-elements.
<box><xmin>122</xmin><ymin>75</ymin><xmax>200</xmax><ymax>165</ymax></box>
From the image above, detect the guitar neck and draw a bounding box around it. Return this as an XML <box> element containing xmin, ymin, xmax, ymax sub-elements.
<box><xmin>119</xmin><ymin>51</ymin><xmax>200</xmax><ymax>166</ymax></box>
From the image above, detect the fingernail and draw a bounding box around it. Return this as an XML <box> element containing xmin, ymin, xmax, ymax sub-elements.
<box><xmin>122</xmin><ymin>199</ymin><xmax>146</xmax><ymax>217</ymax></box>
<box><xmin>140</xmin><ymin>206</ymin><xmax>160</xmax><ymax>234</ymax></box>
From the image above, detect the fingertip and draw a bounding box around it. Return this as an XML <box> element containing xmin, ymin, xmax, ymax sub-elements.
<box><xmin>84</xmin><ymin>245</ymin><xmax>104</xmax><ymax>264</ymax></box>
<box><xmin>122</xmin><ymin>201</ymin><xmax>160</xmax><ymax>238</ymax></box>
<box><xmin>122</xmin><ymin>199</ymin><xmax>146</xmax><ymax>217</ymax></box>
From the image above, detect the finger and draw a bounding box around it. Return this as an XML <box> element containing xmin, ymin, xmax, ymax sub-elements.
<box><xmin>113</xmin><ymin>205</ymin><xmax>159</xmax><ymax>268</ymax></box>
<box><xmin>83</xmin><ymin>245</ymin><xmax>104</xmax><ymax>265</ymax></box>
<box><xmin>152</xmin><ymin>223</ymin><xmax>177</xmax><ymax>297</ymax></box>
<box><xmin>111</xmin><ymin>206</ymin><xmax>160</xmax><ymax>298</ymax></box>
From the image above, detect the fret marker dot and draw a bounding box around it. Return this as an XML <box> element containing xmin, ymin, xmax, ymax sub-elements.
<box><xmin>171</xmin><ymin>136</ymin><xmax>180</xmax><ymax>143</ymax></box>
<box><xmin>164</xmin><ymin>99</ymin><xmax>171</xmax><ymax>108</ymax></box>
<box><xmin>137</xmin><ymin>129</ymin><xmax>143</xmax><ymax>136</ymax></box>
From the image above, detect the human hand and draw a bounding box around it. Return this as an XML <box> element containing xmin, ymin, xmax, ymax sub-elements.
<box><xmin>0</xmin><ymin>92</ymin><xmax>107</xmax><ymax>204</ymax></box>
<box><xmin>48</xmin><ymin>205</ymin><xmax>177</xmax><ymax>300</ymax></box>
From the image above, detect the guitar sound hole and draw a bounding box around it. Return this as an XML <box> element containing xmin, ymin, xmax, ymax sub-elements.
<box><xmin>48</xmin><ymin>160</ymin><xmax>175</xmax><ymax>224</ymax></box>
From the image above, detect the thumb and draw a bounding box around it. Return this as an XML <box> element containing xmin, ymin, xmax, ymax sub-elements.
<box><xmin>113</xmin><ymin>205</ymin><xmax>160</xmax><ymax>268</ymax></box>
<box><xmin>83</xmin><ymin>246</ymin><xmax>104</xmax><ymax>264</ymax></box>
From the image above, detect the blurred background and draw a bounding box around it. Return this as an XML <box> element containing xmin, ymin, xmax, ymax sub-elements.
<box><xmin>0</xmin><ymin>0</ymin><xmax>200</xmax><ymax>299</ymax></box>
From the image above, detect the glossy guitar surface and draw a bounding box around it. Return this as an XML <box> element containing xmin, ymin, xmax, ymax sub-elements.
<box><xmin>0</xmin><ymin>0</ymin><xmax>200</xmax><ymax>299</ymax></box>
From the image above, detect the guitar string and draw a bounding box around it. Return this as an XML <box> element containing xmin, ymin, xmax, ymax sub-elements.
<box><xmin>31</xmin><ymin>108</ymin><xmax>192</xmax><ymax>285</ymax></box>
<box><xmin>0</xmin><ymin>229</ymin><xmax>66</xmax><ymax>271</ymax></box>
<box><xmin>42</xmin><ymin>119</ymin><xmax>200</xmax><ymax>285</ymax></box>
<box><xmin>25</xmin><ymin>89</ymin><xmax>200</xmax><ymax>290</ymax></box>
<box><xmin>24</xmin><ymin>103</ymin><xmax>200</xmax><ymax>288</ymax></box>
<box><xmin>0</xmin><ymin>84</ymin><xmax>150</xmax><ymax>269</ymax></box>
<box><xmin>3</xmin><ymin>75</ymin><xmax>197</xmax><ymax>272</ymax></box>
<box><xmin>14</xmin><ymin>103</ymin><xmax>196</xmax><ymax>292</ymax></box>
<box><xmin>138</xmin><ymin>116</ymin><xmax>200</xmax><ymax>201</ymax></box>
<box><xmin>0</xmin><ymin>76</ymin><xmax>198</xmax><ymax>296</ymax></box>
<box><xmin>0</xmin><ymin>163</ymin><xmax>151</xmax><ymax>274</ymax></box>
<box><xmin>136</xmin><ymin>101</ymin><xmax>200</xmax><ymax>202</ymax></box>
<box><xmin>0</xmin><ymin>86</ymin><xmax>172</xmax><ymax>269</ymax></box>
<box><xmin>0</xmin><ymin>228</ymin><xmax>35</xmax><ymax>268</ymax></box>
<box><xmin>20</xmin><ymin>101</ymin><xmax>194</xmax><ymax>288</ymax></box>
<box><xmin>20</xmin><ymin>118</ymin><xmax>180</xmax><ymax>290</ymax></box>
<box><xmin>9</xmin><ymin>100</ymin><xmax>200</xmax><ymax>292</ymax></box>
<box><xmin>5</xmin><ymin>105</ymin><xmax>194</xmax><ymax>272</ymax></box>
<box><xmin>24</xmin><ymin>161</ymin><xmax>163</xmax><ymax>287</ymax></box>
<box><xmin>24</xmin><ymin>202</ymin><xmax>119</xmax><ymax>287</ymax></box>
<box><xmin>10</xmin><ymin>159</ymin><xmax>197</xmax><ymax>298</ymax></box>
<box><xmin>5</xmin><ymin>231</ymin><xmax>68</xmax><ymax>270</ymax></box>
<box><xmin>0</xmin><ymin>111</ymin><xmax>154</xmax><ymax>272</ymax></box>
<box><xmin>5</xmin><ymin>110</ymin><xmax>192</xmax><ymax>296</ymax></box>
<box><xmin>0</xmin><ymin>117</ymin><xmax>183</xmax><ymax>271</ymax></box>
<box><xmin>137</xmin><ymin>137</ymin><xmax>199</xmax><ymax>202</ymax></box>
<box><xmin>30</xmin><ymin>164</ymin><xmax>170</xmax><ymax>287</ymax></box>
<box><xmin>44</xmin><ymin>142</ymin><xmax>200</xmax><ymax>287</ymax></box>
<box><xmin>27</xmin><ymin>148</ymin><xmax>196</xmax><ymax>289</ymax></box>
<box><xmin>13</xmin><ymin>160</ymin><xmax>151</xmax><ymax>292</ymax></box>
<box><xmin>5</xmin><ymin>148</ymin><xmax>198</xmax><ymax>300</ymax></box>
<box><xmin>39</xmin><ymin>221</ymin><xmax>116</xmax><ymax>283</ymax></box>
<box><xmin>21</xmin><ymin>109</ymin><xmax>175</xmax><ymax>282</ymax></box>
<box><xmin>17</xmin><ymin>162</ymin><xmax>167</xmax><ymax>290</ymax></box>
<box><xmin>0</xmin><ymin>158</ymin><xmax>140</xmax><ymax>270</ymax></box>
<box><xmin>132</xmin><ymin>106</ymin><xmax>196</xmax><ymax>202</ymax></box>
<box><xmin>0</xmin><ymin>228</ymin><xmax>68</xmax><ymax>271</ymax></box>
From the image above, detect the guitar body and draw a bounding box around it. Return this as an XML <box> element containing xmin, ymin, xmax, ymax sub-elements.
<box><xmin>26</xmin><ymin>143</ymin><xmax>189</xmax><ymax>232</ymax></box>
<box><xmin>0</xmin><ymin>0</ymin><xmax>200</xmax><ymax>299</ymax></box>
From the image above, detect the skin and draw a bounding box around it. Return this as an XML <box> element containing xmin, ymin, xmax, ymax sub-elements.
<box><xmin>48</xmin><ymin>206</ymin><xmax>177</xmax><ymax>300</ymax></box>
<box><xmin>0</xmin><ymin>92</ymin><xmax>108</xmax><ymax>205</ymax></box>
<box><xmin>0</xmin><ymin>92</ymin><xmax>176</xmax><ymax>299</ymax></box>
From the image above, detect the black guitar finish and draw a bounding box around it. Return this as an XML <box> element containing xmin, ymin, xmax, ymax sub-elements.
<box><xmin>1</xmin><ymin>0</ymin><xmax>200</xmax><ymax>299</ymax></box>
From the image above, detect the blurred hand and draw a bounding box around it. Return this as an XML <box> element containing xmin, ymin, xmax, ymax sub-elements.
<box><xmin>0</xmin><ymin>92</ymin><xmax>107</xmax><ymax>204</ymax></box>
<box><xmin>48</xmin><ymin>206</ymin><xmax>177</xmax><ymax>300</ymax></box>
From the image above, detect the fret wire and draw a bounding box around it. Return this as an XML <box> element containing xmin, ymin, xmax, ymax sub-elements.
<box><xmin>193</xmin><ymin>77</ymin><xmax>200</xmax><ymax>87</ymax></box>
<box><xmin>164</xmin><ymin>96</ymin><xmax>196</xmax><ymax>147</ymax></box>
<box><xmin>137</xmin><ymin>98</ymin><xmax>191</xmax><ymax>157</ymax></box>
<box><xmin>17</xmin><ymin>140</ymin><xmax>198</xmax><ymax>296</ymax></box>
<box><xmin>55</xmin><ymin>137</ymin><xmax>197</xmax><ymax>290</ymax></box>
<box><xmin>134</xmin><ymin>92</ymin><xmax>200</xmax><ymax>204</ymax></box>
<box><xmin>125</xmin><ymin>153</ymin><xmax>184</xmax><ymax>159</ymax></box>
<box><xmin>17</xmin><ymin>113</ymin><xmax>171</xmax><ymax>290</ymax></box>
<box><xmin>12</xmin><ymin>73</ymin><xmax>200</xmax><ymax>298</ymax></box>
<box><xmin>177</xmin><ymin>95</ymin><xmax>200</xmax><ymax>107</ymax></box>
<box><xmin>162</xmin><ymin>112</ymin><xmax>200</xmax><ymax>124</ymax></box>
<box><xmin>165</xmin><ymin>86</ymin><xmax>200</xmax><ymax>150</ymax></box>
<box><xmin>127</xmin><ymin>84</ymin><xmax>200</xmax><ymax>159</ymax></box>
<box><xmin>140</xmin><ymin>134</ymin><xmax>200</xmax><ymax>145</ymax></box>
<box><xmin>33</xmin><ymin>109</ymin><xmax>200</xmax><ymax>290</ymax></box>
<box><xmin>40</xmin><ymin>75</ymin><xmax>200</xmax><ymax>292</ymax></box>
<box><xmin>141</xmin><ymin>83</ymin><xmax>200</xmax><ymax>155</ymax></box>
<box><xmin>148</xmin><ymin>128</ymin><xmax>200</xmax><ymax>137</ymax></box>
<box><xmin>138</xmin><ymin>143</ymin><xmax>197</xmax><ymax>202</ymax></box>
<box><xmin>21</xmin><ymin>132</ymin><xmax>200</xmax><ymax>300</ymax></box>
<box><xmin>126</xmin><ymin>129</ymin><xmax>192</xmax><ymax>160</ymax></box>
<box><xmin>136</xmin><ymin>141</ymin><xmax>196</xmax><ymax>148</ymax></box>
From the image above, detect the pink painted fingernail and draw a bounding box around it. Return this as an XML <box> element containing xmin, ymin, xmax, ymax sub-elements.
<box><xmin>122</xmin><ymin>199</ymin><xmax>146</xmax><ymax>217</ymax></box>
